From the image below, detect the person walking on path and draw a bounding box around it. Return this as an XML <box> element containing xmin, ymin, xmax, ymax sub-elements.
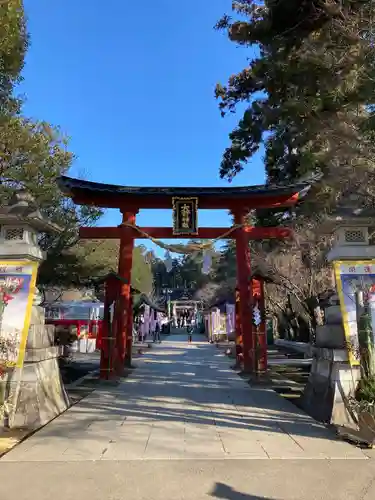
<box><xmin>160</xmin><ymin>315</ymin><xmax>170</xmax><ymax>335</ymax></box>
<box><xmin>154</xmin><ymin>322</ymin><xmax>161</xmax><ymax>343</ymax></box>
<box><xmin>187</xmin><ymin>321</ymin><xmax>193</xmax><ymax>344</ymax></box>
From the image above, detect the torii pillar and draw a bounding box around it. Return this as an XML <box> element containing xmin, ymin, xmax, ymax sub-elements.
<box><xmin>116</xmin><ymin>209</ymin><xmax>138</xmax><ymax>373</ymax></box>
<box><xmin>233</xmin><ymin>209</ymin><xmax>254</xmax><ymax>373</ymax></box>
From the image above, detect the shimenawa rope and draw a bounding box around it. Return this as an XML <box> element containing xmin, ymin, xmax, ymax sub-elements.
<box><xmin>121</xmin><ymin>222</ymin><xmax>243</xmax><ymax>255</ymax></box>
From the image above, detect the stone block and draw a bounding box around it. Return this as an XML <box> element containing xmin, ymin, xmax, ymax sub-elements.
<box><xmin>327</xmin><ymin>245</ymin><xmax>375</xmax><ymax>261</ymax></box>
<box><xmin>0</xmin><ymin>241</ymin><xmax>44</xmax><ymax>261</ymax></box>
<box><xmin>274</xmin><ymin>339</ymin><xmax>311</xmax><ymax>356</ymax></box>
<box><xmin>328</xmin><ymin>294</ymin><xmax>340</xmax><ymax>306</ymax></box>
<box><xmin>301</xmin><ymin>348</ymin><xmax>361</xmax><ymax>426</ymax></box>
<box><xmin>315</xmin><ymin>324</ymin><xmax>345</xmax><ymax>349</ymax></box>
<box><xmin>312</xmin><ymin>347</ymin><xmax>348</xmax><ymax>362</ymax></box>
<box><xmin>30</xmin><ymin>305</ymin><xmax>45</xmax><ymax>325</ymax></box>
<box><xmin>27</xmin><ymin>324</ymin><xmax>55</xmax><ymax>349</ymax></box>
<box><xmin>313</xmin><ymin>358</ymin><xmax>331</xmax><ymax>378</ymax></box>
<box><xmin>24</xmin><ymin>346</ymin><xmax>60</xmax><ymax>363</ymax></box>
<box><xmin>4</xmin><ymin>357</ymin><xmax>70</xmax><ymax>429</ymax></box>
<box><xmin>324</xmin><ymin>305</ymin><xmax>342</xmax><ymax>325</ymax></box>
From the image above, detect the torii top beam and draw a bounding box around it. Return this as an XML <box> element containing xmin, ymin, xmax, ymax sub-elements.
<box><xmin>57</xmin><ymin>176</ymin><xmax>311</xmax><ymax>211</ymax></box>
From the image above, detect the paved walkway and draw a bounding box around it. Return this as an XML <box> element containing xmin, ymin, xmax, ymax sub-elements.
<box><xmin>2</xmin><ymin>334</ymin><xmax>367</xmax><ymax>461</ymax></box>
<box><xmin>1</xmin><ymin>334</ymin><xmax>375</xmax><ymax>500</ymax></box>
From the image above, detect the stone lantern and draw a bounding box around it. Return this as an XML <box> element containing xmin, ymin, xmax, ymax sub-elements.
<box><xmin>0</xmin><ymin>190</ymin><xmax>61</xmax><ymax>263</ymax></box>
<box><xmin>302</xmin><ymin>200</ymin><xmax>375</xmax><ymax>426</ymax></box>
<box><xmin>325</xmin><ymin>205</ymin><xmax>375</xmax><ymax>262</ymax></box>
<box><xmin>0</xmin><ymin>191</ymin><xmax>70</xmax><ymax>430</ymax></box>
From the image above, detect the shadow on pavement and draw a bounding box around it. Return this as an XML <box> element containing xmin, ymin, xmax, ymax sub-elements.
<box><xmin>24</xmin><ymin>336</ymin><xmax>342</xmax><ymax>445</ymax></box>
<box><xmin>211</xmin><ymin>483</ymin><xmax>278</xmax><ymax>500</ymax></box>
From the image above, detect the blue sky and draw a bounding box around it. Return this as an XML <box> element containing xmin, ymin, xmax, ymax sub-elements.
<box><xmin>21</xmin><ymin>0</ymin><xmax>264</xmax><ymax>254</ymax></box>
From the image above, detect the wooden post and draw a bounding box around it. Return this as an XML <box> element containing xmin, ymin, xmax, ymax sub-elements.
<box><xmin>233</xmin><ymin>210</ymin><xmax>254</xmax><ymax>373</ymax></box>
<box><xmin>116</xmin><ymin>210</ymin><xmax>137</xmax><ymax>375</ymax></box>
<box><xmin>125</xmin><ymin>294</ymin><xmax>134</xmax><ymax>367</ymax></box>
<box><xmin>235</xmin><ymin>287</ymin><xmax>243</xmax><ymax>366</ymax></box>
<box><xmin>100</xmin><ymin>278</ymin><xmax>116</xmax><ymax>380</ymax></box>
<box><xmin>100</xmin><ymin>280</ymin><xmax>110</xmax><ymax>379</ymax></box>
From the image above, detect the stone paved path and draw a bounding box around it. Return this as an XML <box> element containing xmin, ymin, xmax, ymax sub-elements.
<box><xmin>2</xmin><ymin>334</ymin><xmax>375</xmax><ymax>500</ymax></box>
<box><xmin>1</xmin><ymin>334</ymin><xmax>368</xmax><ymax>462</ymax></box>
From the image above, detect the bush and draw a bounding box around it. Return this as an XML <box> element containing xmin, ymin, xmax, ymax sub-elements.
<box><xmin>356</xmin><ymin>376</ymin><xmax>375</xmax><ymax>404</ymax></box>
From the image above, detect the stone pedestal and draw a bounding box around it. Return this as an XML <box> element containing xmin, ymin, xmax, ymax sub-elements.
<box><xmin>301</xmin><ymin>297</ymin><xmax>360</xmax><ymax>425</ymax></box>
<box><xmin>5</xmin><ymin>305</ymin><xmax>70</xmax><ymax>429</ymax></box>
<box><xmin>301</xmin><ymin>346</ymin><xmax>360</xmax><ymax>426</ymax></box>
<box><xmin>315</xmin><ymin>298</ymin><xmax>345</xmax><ymax>349</ymax></box>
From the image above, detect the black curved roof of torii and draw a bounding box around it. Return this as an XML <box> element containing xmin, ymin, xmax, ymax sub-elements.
<box><xmin>58</xmin><ymin>175</ymin><xmax>313</xmax><ymax>198</ymax></box>
<box><xmin>57</xmin><ymin>175</ymin><xmax>314</xmax><ymax>210</ymax></box>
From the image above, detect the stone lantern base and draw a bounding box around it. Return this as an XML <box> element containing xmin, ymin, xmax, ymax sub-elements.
<box><xmin>4</xmin><ymin>305</ymin><xmax>70</xmax><ymax>430</ymax></box>
<box><xmin>300</xmin><ymin>297</ymin><xmax>361</xmax><ymax>426</ymax></box>
<box><xmin>0</xmin><ymin>191</ymin><xmax>69</xmax><ymax>429</ymax></box>
<box><xmin>301</xmin><ymin>347</ymin><xmax>360</xmax><ymax>426</ymax></box>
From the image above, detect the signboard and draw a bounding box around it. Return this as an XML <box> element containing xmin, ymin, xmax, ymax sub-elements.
<box><xmin>0</xmin><ymin>260</ymin><xmax>39</xmax><ymax>368</ymax></box>
<box><xmin>142</xmin><ymin>304</ymin><xmax>150</xmax><ymax>340</ymax></box>
<box><xmin>334</xmin><ymin>260</ymin><xmax>375</xmax><ymax>366</ymax></box>
<box><xmin>172</xmin><ymin>197</ymin><xmax>198</xmax><ymax>236</ymax></box>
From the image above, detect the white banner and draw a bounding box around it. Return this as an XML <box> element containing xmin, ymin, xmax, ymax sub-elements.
<box><xmin>202</xmin><ymin>250</ymin><xmax>212</xmax><ymax>275</ymax></box>
<box><xmin>226</xmin><ymin>303</ymin><xmax>235</xmax><ymax>334</ymax></box>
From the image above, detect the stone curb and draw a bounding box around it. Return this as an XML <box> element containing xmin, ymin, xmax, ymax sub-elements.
<box><xmin>64</xmin><ymin>368</ymin><xmax>100</xmax><ymax>389</ymax></box>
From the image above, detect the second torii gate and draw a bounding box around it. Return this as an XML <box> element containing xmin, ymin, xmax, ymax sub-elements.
<box><xmin>58</xmin><ymin>176</ymin><xmax>310</xmax><ymax>374</ymax></box>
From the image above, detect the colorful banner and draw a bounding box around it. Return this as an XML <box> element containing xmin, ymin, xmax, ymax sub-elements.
<box><xmin>202</xmin><ymin>249</ymin><xmax>213</xmax><ymax>275</ymax></box>
<box><xmin>142</xmin><ymin>304</ymin><xmax>150</xmax><ymax>339</ymax></box>
<box><xmin>226</xmin><ymin>303</ymin><xmax>235</xmax><ymax>335</ymax></box>
<box><xmin>334</xmin><ymin>260</ymin><xmax>375</xmax><ymax>366</ymax></box>
<box><xmin>211</xmin><ymin>309</ymin><xmax>220</xmax><ymax>336</ymax></box>
<box><xmin>0</xmin><ymin>260</ymin><xmax>39</xmax><ymax>368</ymax></box>
<box><xmin>150</xmin><ymin>309</ymin><xmax>156</xmax><ymax>333</ymax></box>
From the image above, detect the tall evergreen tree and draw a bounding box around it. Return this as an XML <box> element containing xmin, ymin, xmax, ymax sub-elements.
<box><xmin>216</xmin><ymin>1</ymin><xmax>375</xmax><ymax>217</ymax></box>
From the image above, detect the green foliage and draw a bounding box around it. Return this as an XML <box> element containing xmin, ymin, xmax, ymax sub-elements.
<box><xmin>356</xmin><ymin>376</ymin><xmax>375</xmax><ymax>404</ymax></box>
<box><xmin>0</xmin><ymin>115</ymin><xmax>102</xmax><ymax>261</ymax></box>
<box><xmin>216</xmin><ymin>1</ymin><xmax>375</xmax><ymax>215</ymax></box>
<box><xmin>152</xmin><ymin>245</ymin><xmax>222</xmax><ymax>299</ymax></box>
<box><xmin>213</xmin><ymin>241</ymin><xmax>236</xmax><ymax>286</ymax></box>
<box><xmin>0</xmin><ymin>117</ymin><xmax>71</xmax><ymax>201</ymax></box>
<box><xmin>0</xmin><ymin>0</ymin><xmax>28</xmax><ymax>117</ymax></box>
<box><xmin>131</xmin><ymin>245</ymin><xmax>153</xmax><ymax>295</ymax></box>
<box><xmin>178</xmin><ymin>244</ymin><xmax>218</xmax><ymax>291</ymax></box>
<box><xmin>39</xmin><ymin>239</ymin><xmax>153</xmax><ymax>296</ymax></box>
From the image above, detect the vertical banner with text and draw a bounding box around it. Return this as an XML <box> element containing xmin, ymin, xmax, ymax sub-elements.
<box><xmin>334</xmin><ymin>260</ymin><xmax>375</xmax><ymax>366</ymax></box>
<box><xmin>0</xmin><ymin>260</ymin><xmax>39</xmax><ymax>368</ymax></box>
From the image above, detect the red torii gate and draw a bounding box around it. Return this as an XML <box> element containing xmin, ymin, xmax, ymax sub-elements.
<box><xmin>58</xmin><ymin>176</ymin><xmax>310</xmax><ymax>374</ymax></box>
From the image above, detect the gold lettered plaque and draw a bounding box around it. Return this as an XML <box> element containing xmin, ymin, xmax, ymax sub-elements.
<box><xmin>172</xmin><ymin>197</ymin><xmax>198</xmax><ymax>236</ymax></box>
